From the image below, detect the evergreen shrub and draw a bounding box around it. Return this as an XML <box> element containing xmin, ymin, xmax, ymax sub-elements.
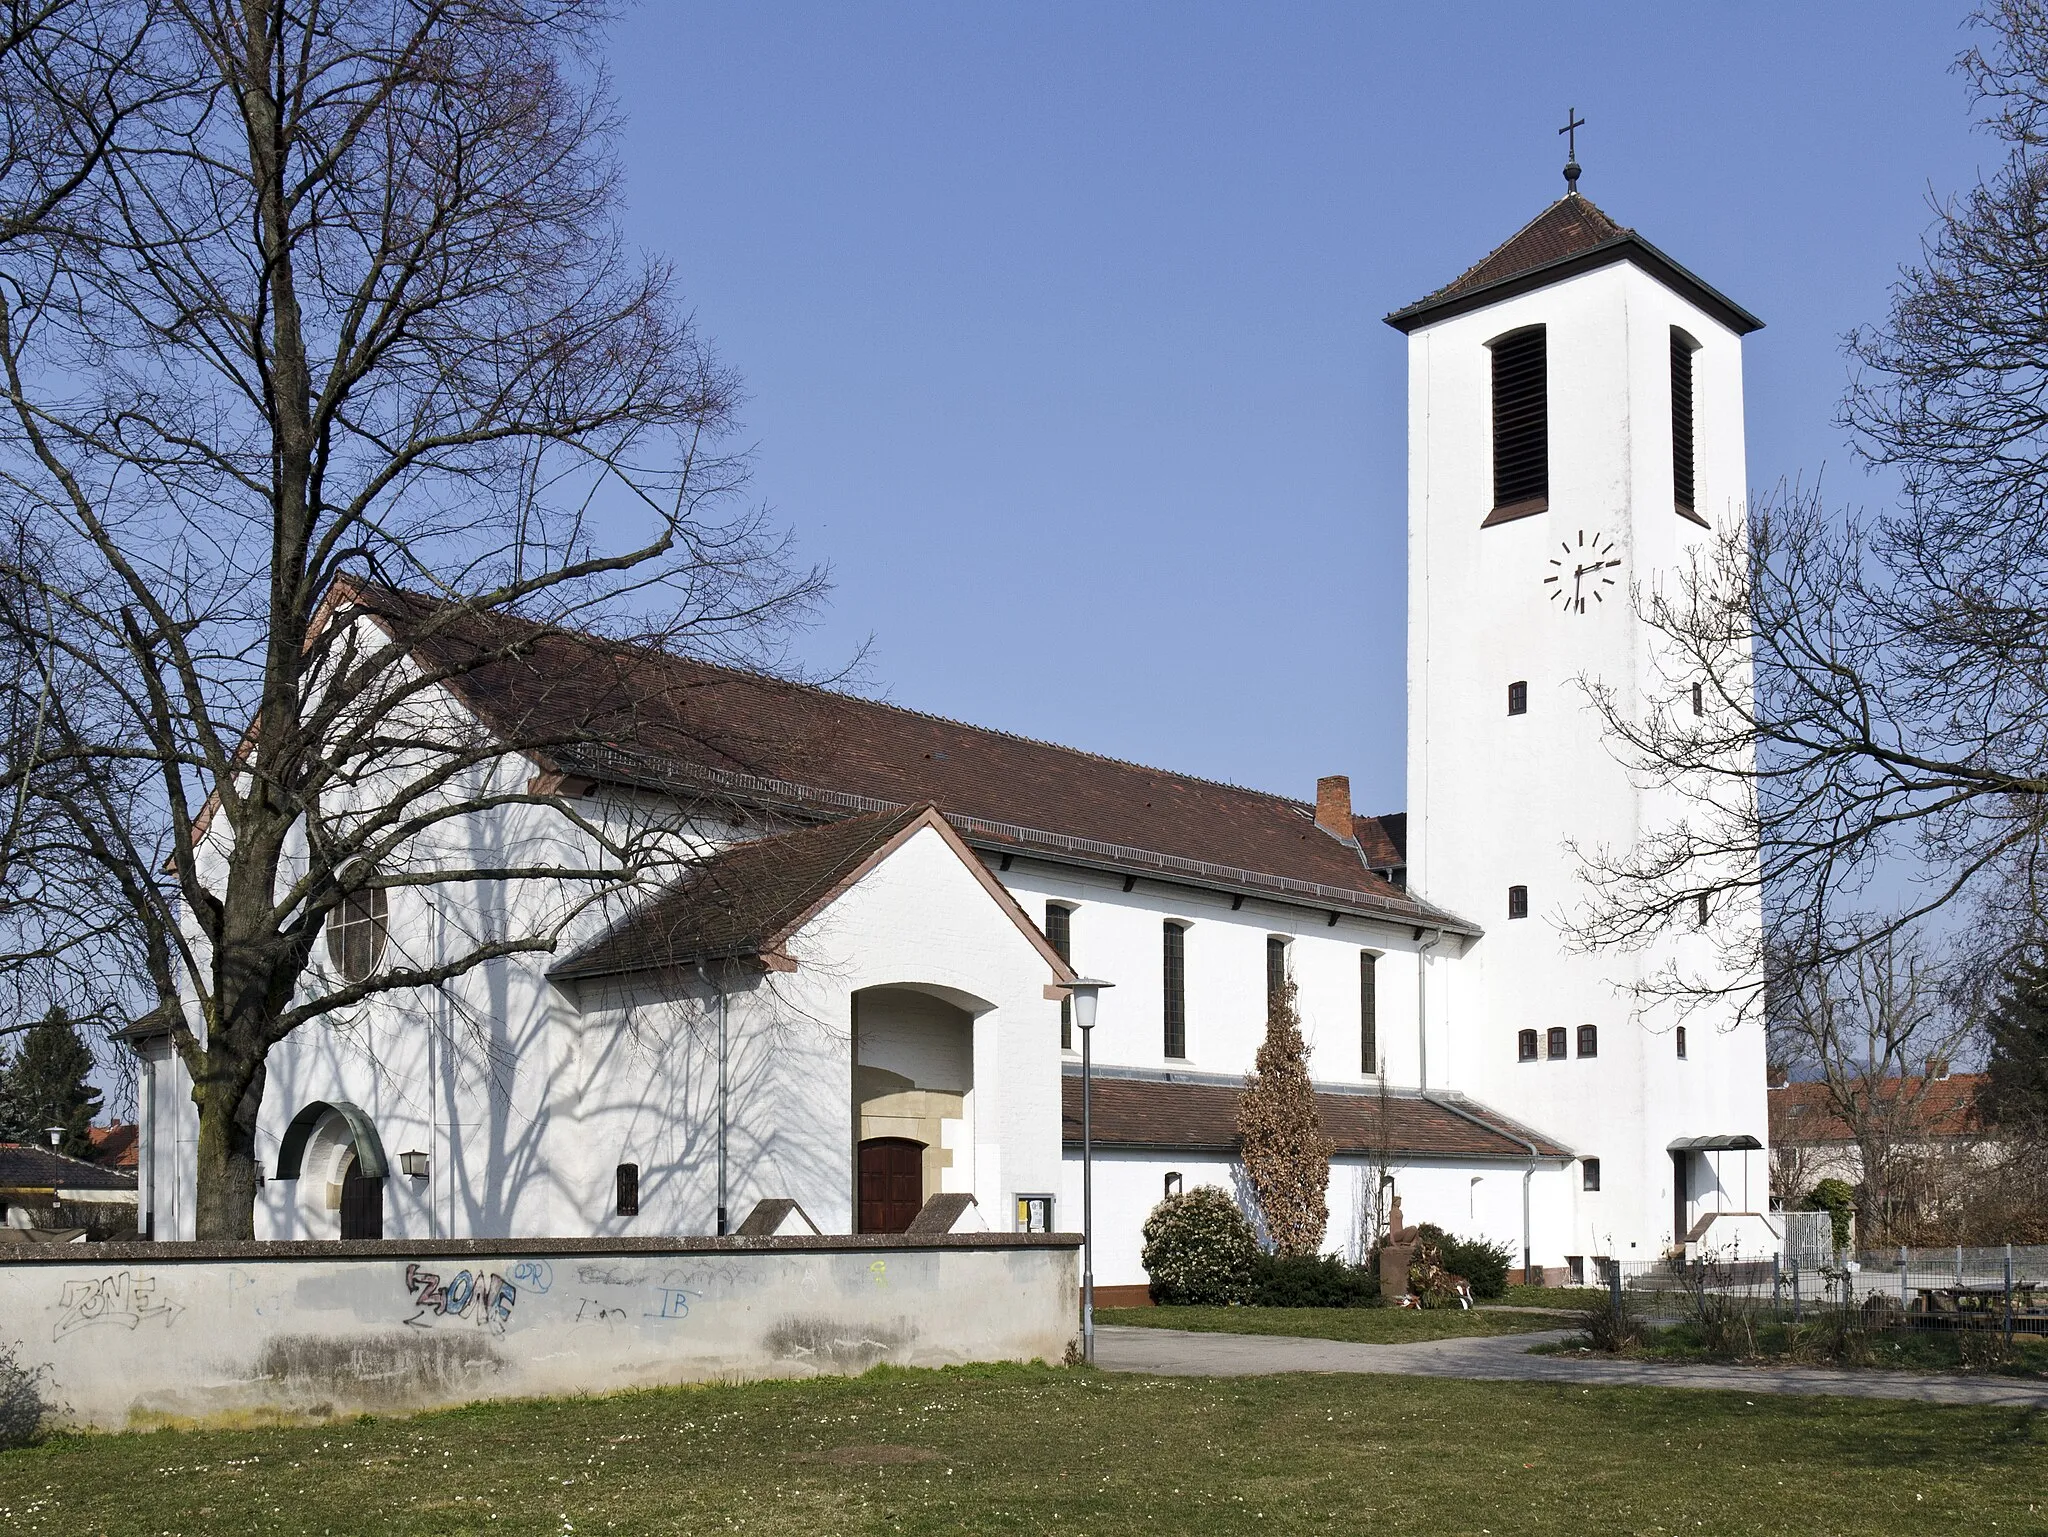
<box><xmin>1413</xmin><ymin>1223</ymin><xmax>1513</xmax><ymax>1300</ymax></box>
<box><xmin>1140</xmin><ymin>1187</ymin><xmax>1257</xmax><ymax>1305</ymax></box>
<box><xmin>1249</xmin><ymin>1251</ymin><xmax>1380</xmax><ymax>1308</ymax></box>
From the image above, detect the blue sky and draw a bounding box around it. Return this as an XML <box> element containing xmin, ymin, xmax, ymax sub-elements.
<box><xmin>605</xmin><ymin>2</ymin><xmax>1989</xmax><ymax>816</ymax></box>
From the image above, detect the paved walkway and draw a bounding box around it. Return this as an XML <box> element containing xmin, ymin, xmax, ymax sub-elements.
<box><xmin>1095</xmin><ymin>1325</ymin><xmax>2048</xmax><ymax>1406</ymax></box>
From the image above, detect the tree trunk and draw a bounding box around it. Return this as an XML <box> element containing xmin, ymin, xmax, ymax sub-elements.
<box><xmin>191</xmin><ymin>1056</ymin><xmax>265</xmax><ymax>1241</ymax></box>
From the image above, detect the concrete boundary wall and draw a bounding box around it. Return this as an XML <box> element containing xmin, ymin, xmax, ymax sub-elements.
<box><xmin>0</xmin><ymin>1233</ymin><xmax>1081</xmax><ymax>1430</ymax></box>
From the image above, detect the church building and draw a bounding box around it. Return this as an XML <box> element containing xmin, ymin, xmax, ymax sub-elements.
<box><xmin>132</xmin><ymin>173</ymin><xmax>1774</xmax><ymax>1291</ymax></box>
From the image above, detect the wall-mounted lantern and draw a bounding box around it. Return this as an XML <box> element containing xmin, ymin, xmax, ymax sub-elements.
<box><xmin>398</xmin><ymin>1149</ymin><xmax>430</xmax><ymax>1179</ymax></box>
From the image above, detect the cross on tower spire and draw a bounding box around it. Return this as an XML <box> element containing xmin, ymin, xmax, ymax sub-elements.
<box><xmin>1559</xmin><ymin>107</ymin><xmax>1585</xmax><ymax>195</ymax></box>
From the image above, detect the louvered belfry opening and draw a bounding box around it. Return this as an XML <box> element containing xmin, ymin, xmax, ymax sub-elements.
<box><xmin>1489</xmin><ymin>325</ymin><xmax>1547</xmax><ymax>519</ymax></box>
<box><xmin>1671</xmin><ymin>328</ymin><xmax>1697</xmax><ymax>517</ymax></box>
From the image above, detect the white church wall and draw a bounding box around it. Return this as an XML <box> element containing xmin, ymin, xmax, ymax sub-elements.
<box><xmin>995</xmin><ymin>857</ymin><xmax>1428</xmax><ymax>1087</ymax></box>
<box><xmin>1403</xmin><ymin>252</ymin><xmax>1770</xmax><ymax>1263</ymax></box>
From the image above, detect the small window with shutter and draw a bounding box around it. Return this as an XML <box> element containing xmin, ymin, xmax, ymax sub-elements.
<box><xmin>1508</xmin><ymin>680</ymin><xmax>1528</xmax><ymax>716</ymax></box>
<box><xmin>1488</xmin><ymin>326</ymin><xmax>1548</xmax><ymax>523</ymax></box>
<box><xmin>1507</xmin><ymin>885</ymin><xmax>1529</xmax><ymax>920</ymax></box>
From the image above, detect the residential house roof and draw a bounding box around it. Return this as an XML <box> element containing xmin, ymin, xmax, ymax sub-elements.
<box><xmin>0</xmin><ymin>1143</ymin><xmax>139</xmax><ymax>1193</ymax></box>
<box><xmin>89</xmin><ymin>1123</ymin><xmax>138</xmax><ymax>1170</ymax></box>
<box><xmin>1383</xmin><ymin>193</ymin><xmax>1763</xmax><ymax>336</ymax></box>
<box><xmin>1060</xmin><ymin>1071</ymin><xmax>1571</xmax><ymax>1160</ymax></box>
<box><xmin>1768</xmin><ymin>1075</ymin><xmax>1988</xmax><ymax>1146</ymax></box>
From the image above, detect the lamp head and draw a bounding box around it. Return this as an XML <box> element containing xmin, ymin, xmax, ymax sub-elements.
<box><xmin>1066</xmin><ymin>977</ymin><xmax>1112</xmax><ymax>1032</ymax></box>
<box><xmin>399</xmin><ymin>1149</ymin><xmax>430</xmax><ymax>1179</ymax></box>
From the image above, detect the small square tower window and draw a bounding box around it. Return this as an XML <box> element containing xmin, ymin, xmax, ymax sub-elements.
<box><xmin>1546</xmin><ymin>1026</ymin><xmax>1568</xmax><ymax>1060</ymax></box>
<box><xmin>1508</xmin><ymin>680</ymin><xmax>1528</xmax><ymax>716</ymax></box>
<box><xmin>1676</xmin><ymin>1025</ymin><xmax>1689</xmax><ymax>1060</ymax></box>
<box><xmin>1517</xmin><ymin>1029</ymin><xmax>1538</xmax><ymax>1062</ymax></box>
<box><xmin>1691</xmin><ymin>681</ymin><xmax>1705</xmax><ymax>716</ymax></box>
<box><xmin>1577</xmin><ymin>1024</ymin><xmax>1598</xmax><ymax>1058</ymax></box>
<box><xmin>615</xmin><ymin>1163</ymin><xmax>639</xmax><ymax>1218</ymax></box>
<box><xmin>1507</xmin><ymin>885</ymin><xmax>1528</xmax><ymax>920</ymax></box>
<box><xmin>1582</xmin><ymin>1157</ymin><xmax>1601</xmax><ymax>1192</ymax></box>
<box><xmin>1695</xmin><ymin>893</ymin><xmax>1709</xmax><ymax>927</ymax></box>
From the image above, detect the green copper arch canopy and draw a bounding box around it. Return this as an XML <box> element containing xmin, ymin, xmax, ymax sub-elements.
<box><xmin>274</xmin><ymin>1100</ymin><xmax>388</xmax><ymax>1180</ymax></box>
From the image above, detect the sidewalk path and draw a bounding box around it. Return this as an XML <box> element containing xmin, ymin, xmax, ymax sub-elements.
<box><xmin>1095</xmin><ymin>1325</ymin><xmax>2048</xmax><ymax>1406</ymax></box>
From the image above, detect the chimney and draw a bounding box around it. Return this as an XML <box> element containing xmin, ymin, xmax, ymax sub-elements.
<box><xmin>1314</xmin><ymin>775</ymin><xmax>1353</xmax><ymax>840</ymax></box>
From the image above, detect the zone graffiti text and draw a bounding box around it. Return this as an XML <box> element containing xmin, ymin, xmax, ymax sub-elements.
<box><xmin>53</xmin><ymin>1271</ymin><xmax>182</xmax><ymax>1340</ymax></box>
<box><xmin>402</xmin><ymin>1262</ymin><xmax>518</xmax><ymax>1331</ymax></box>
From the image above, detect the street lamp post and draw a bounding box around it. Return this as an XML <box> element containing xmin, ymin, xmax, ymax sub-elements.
<box><xmin>1067</xmin><ymin>978</ymin><xmax>1112</xmax><ymax>1364</ymax></box>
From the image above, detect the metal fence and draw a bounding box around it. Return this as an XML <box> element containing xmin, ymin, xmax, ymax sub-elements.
<box><xmin>1596</xmin><ymin>1244</ymin><xmax>2048</xmax><ymax>1339</ymax></box>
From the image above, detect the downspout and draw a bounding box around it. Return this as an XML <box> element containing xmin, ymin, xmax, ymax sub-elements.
<box><xmin>1425</xmin><ymin>1091</ymin><xmax>1540</xmax><ymax>1284</ymax></box>
<box><xmin>695</xmin><ymin>961</ymin><xmax>729</xmax><ymax>1235</ymax></box>
<box><xmin>1415</xmin><ymin>929</ymin><xmax>1443</xmax><ymax>1092</ymax></box>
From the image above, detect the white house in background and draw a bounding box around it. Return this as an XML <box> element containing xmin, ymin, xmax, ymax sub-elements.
<box><xmin>132</xmin><ymin>176</ymin><xmax>1773</xmax><ymax>1290</ymax></box>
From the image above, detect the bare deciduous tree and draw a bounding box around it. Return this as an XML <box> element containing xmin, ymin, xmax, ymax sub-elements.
<box><xmin>0</xmin><ymin>2</ymin><xmax>822</xmax><ymax>1237</ymax></box>
<box><xmin>1573</xmin><ymin>6</ymin><xmax>2048</xmax><ymax>1026</ymax></box>
<box><xmin>1769</xmin><ymin>940</ymin><xmax>1977</xmax><ymax>1243</ymax></box>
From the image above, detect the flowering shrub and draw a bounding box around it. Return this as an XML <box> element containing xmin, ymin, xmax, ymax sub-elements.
<box><xmin>1141</xmin><ymin>1186</ymin><xmax>1257</xmax><ymax>1305</ymax></box>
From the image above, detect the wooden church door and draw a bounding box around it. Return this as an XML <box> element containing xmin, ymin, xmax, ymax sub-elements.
<box><xmin>339</xmin><ymin>1152</ymin><xmax>384</xmax><ymax>1240</ymax></box>
<box><xmin>857</xmin><ymin>1138</ymin><xmax>924</xmax><ymax>1233</ymax></box>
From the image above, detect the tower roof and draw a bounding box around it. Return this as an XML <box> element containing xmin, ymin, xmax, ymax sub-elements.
<box><xmin>1384</xmin><ymin>192</ymin><xmax>1763</xmax><ymax>336</ymax></box>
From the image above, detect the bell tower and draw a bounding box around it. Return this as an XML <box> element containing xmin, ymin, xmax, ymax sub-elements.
<box><xmin>1385</xmin><ymin>168</ymin><xmax>1772</xmax><ymax>1267</ymax></box>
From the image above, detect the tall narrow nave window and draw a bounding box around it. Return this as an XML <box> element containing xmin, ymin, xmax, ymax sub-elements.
<box><xmin>1265</xmin><ymin>936</ymin><xmax>1289</xmax><ymax>1011</ymax></box>
<box><xmin>1360</xmin><ymin>951</ymin><xmax>1379</xmax><ymax>1074</ymax></box>
<box><xmin>1489</xmin><ymin>326</ymin><xmax>1548</xmax><ymax>516</ymax></box>
<box><xmin>1163</xmin><ymin>922</ymin><xmax>1187</xmax><ymax>1058</ymax></box>
<box><xmin>615</xmin><ymin>1163</ymin><xmax>639</xmax><ymax>1217</ymax></box>
<box><xmin>1046</xmin><ymin>903</ymin><xmax>1074</xmax><ymax>1049</ymax></box>
<box><xmin>1672</xmin><ymin>329</ymin><xmax>1698</xmax><ymax>518</ymax></box>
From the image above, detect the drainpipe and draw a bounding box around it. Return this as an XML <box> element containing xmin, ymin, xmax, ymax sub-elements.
<box><xmin>696</xmin><ymin>962</ymin><xmax>729</xmax><ymax>1235</ymax></box>
<box><xmin>1415</xmin><ymin>929</ymin><xmax>1443</xmax><ymax>1091</ymax></box>
<box><xmin>1426</xmin><ymin>1091</ymin><xmax>1540</xmax><ymax>1284</ymax></box>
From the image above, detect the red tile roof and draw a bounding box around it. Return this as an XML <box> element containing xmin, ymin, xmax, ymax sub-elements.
<box><xmin>1383</xmin><ymin>194</ymin><xmax>1762</xmax><ymax>337</ymax></box>
<box><xmin>1353</xmin><ymin>812</ymin><xmax>1406</xmax><ymax>872</ymax></box>
<box><xmin>371</xmin><ymin>593</ymin><xmax>1471</xmax><ymax>933</ymax></box>
<box><xmin>88</xmin><ymin>1123</ymin><xmax>138</xmax><ymax>1170</ymax></box>
<box><xmin>1062</xmin><ymin>1073</ymin><xmax>1570</xmax><ymax>1160</ymax></box>
<box><xmin>1768</xmin><ymin>1074</ymin><xmax>1987</xmax><ymax>1145</ymax></box>
<box><xmin>551</xmin><ymin>805</ymin><xmax>924</xmax><ymax>978</ymax></box>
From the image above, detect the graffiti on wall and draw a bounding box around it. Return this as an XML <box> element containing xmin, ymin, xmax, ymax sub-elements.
<box><xmin>402</xmin><ymin>1263</ymin><xmax>517</xmax><ymax>1332</ymax></box>
<box><xmin>53</xmin><ymin>1271</ymin><xmax>181</xmax><ymax>1339</ymax></box>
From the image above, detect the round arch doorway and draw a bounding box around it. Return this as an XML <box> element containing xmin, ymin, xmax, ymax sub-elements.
<box><xmin>856</xmin><ymin>1137</ymin><xmax>924</xmax><ymax>1233</ymax></box>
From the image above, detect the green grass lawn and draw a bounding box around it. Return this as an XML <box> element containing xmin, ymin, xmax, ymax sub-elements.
<box><xmin>1098</xmin><ymin>1304</ymin><xmax>1567</xmax><ymax>1343</ymax></box>
<box><xmin>3</xmin><ymin>1364</ymin><xmax>2042</xmax><ymax>1535</ymax></box>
